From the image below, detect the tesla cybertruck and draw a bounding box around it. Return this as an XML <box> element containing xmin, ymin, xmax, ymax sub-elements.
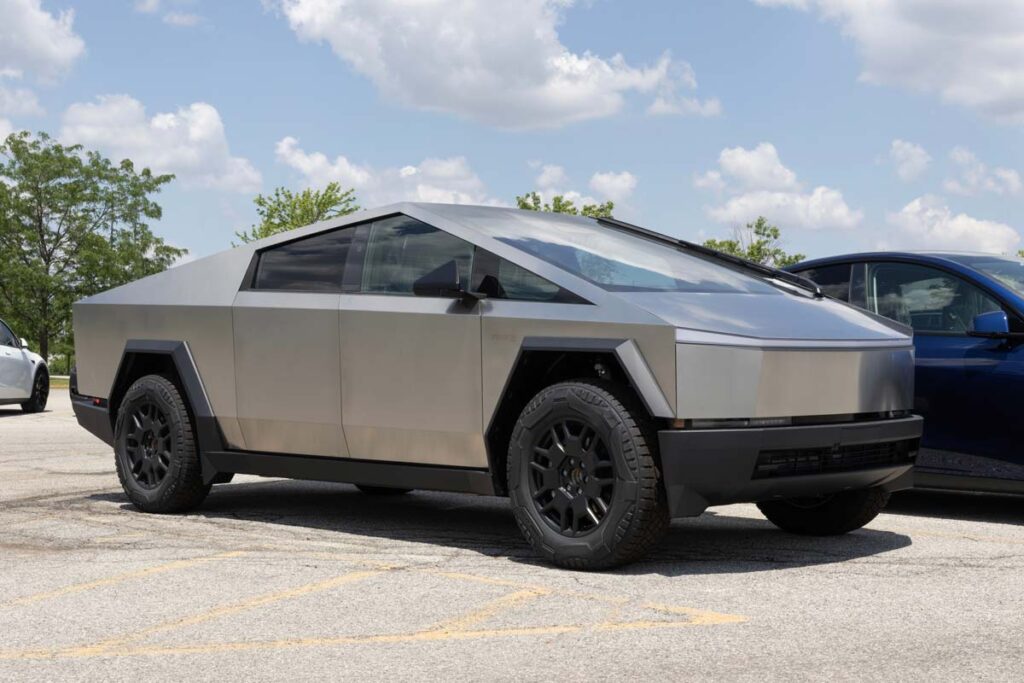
<box><xmin>71</xmin><ymin>203</ymin><xmax>922</xmax><ymax>569</ymax></box>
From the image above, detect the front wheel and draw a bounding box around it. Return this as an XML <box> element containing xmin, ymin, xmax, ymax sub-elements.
<box><xmin>757</xmin><ymin>487</ymin><xmax>890</xmax><ymax>535</ymax></box>
<box><xmin>114</xmin><ymin>374</ymin><xmax>210</xmax><ymax>513</ymax></box>
<box><xmin>507</xmin><ymin>380</ymin><xmax>669</xmax><ymax>570</ymax></box>
<box><xmin>20</xmin><ymin>367</ymin><xmax>49</xmax><ymax>413</ymax></box>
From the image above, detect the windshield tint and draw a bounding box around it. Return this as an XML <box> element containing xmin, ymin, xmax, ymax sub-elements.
<box><xmin>947</xmin><ymin>255</ymin><xmax>1024</xmax><ymax>297</ymax></box>
<box><xmin>485</xmin><ymin>218</ymin><xmax>776</xmax><ymax>294</ymax></box>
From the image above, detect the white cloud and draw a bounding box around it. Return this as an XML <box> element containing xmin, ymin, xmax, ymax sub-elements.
<box><xmin>0</xmin><ymin>0</ymin><xmax>85</xmax><ymax>82</ymax></box>
<box><xmin>61</xmin><ymin>95</ymin><xmax>261</xmax><ymax>193</ymax></box>
<box><xmin>756</xmin><ymin>0</ymin><xmax>1024</xmax><ymax>125</ymax></box>
<box><xmin>888</xmin><ymin>139</ymin><xmax>930</xmax><ymax>181</ymax></box>
<box><xmin>696</xmin><ymin>142</ymin><xmax>862</xmax><ymax>230</ymax></box>
<box><xmin>275</xmin><ymin>136</ymin><xmax>502</xmax><ymax>206</ymax></box>
<box><xmin>718</xmin><ymin>142</ymin><xmax>799</xmax><ymax>191</ymax></box>
<box><xmin>274</xmin><ymin>0</ymin><xmax>717</xmax><ymax>129</ymax></box>
<box><xmin>943</xmin><ymin>146</ymin><xmax>1022</xmax><ymax>197</ymax></box>
<box><xmin>536</xmin><ymin>164</ymin><xmax>569</xmax><ymax>191</ymax></box>
<box><xmin>0</xmin><ymin>84</ymin><xmax>44</xmax><ymax>117</ymax></box>
<box><xmin>589</xmin><ymin>171</ymin><xmax>637</xmax><ymax>203</ymax></box>
<box><xmin>0</xmin><ymin>118</ymin><xmax>14</xmax><ymax>140</ymax></box>
<box><xmin>134</xmin><ymin>0</ymin><xmax>161</xmax><ymax>12</ymax></box>
<box><xmin>162</xmin><ymin>12</ymin><xmax>203</xmax><ymax>27</ymax></box>
<box><xmin>887</xmin><ymin>195</ymin><xmax>1020</xmax><ymax>253</ymax></box>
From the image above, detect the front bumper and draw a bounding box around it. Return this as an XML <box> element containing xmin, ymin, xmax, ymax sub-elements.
<box><xmin>658</xmin><ymin>416</ymin><xmax>923</xmax><ymax>517</ymax></box>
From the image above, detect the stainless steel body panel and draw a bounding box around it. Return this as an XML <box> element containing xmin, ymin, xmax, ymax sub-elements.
<box><xmin>338</xmin><ymin>293</ymin><xmax>486</xmax><ymax>467</ymax></box>
<box><xmin>480</xmin><ymin>300</ymin><xmax>677</xmax><ymax>424</ymax></box>
<box><xmin>232</xmin><ymin>291</ymin><xmax>346</xmax><ymax>457</ymax></box>
<box><xmin>675</xmin><ymin>342</ymin><xmax>915</xmax><ymax>419</ymax></box>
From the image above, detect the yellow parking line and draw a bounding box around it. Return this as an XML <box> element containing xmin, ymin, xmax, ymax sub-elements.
<box><xmin>65</xmin><ymin>569</ymin><xmax>384</xmax><ymax>657</ymax></box>
<box><xmin>430</xmin><ymin>588</ymin><xmax>548</xmax><ymax>633</ymax></box>
<box><xmin>1</xmin><ymin>551</ymin><xmax>246</xmax><ymax>608</ymax></box>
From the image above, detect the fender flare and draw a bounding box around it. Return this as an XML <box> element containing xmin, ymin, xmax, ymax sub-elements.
<box><xmin>109</xmin><ymin>340</ymin><xmax>227</xmax><ymax>481</ymax></box>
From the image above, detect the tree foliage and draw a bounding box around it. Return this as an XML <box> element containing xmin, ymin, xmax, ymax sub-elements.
<box><xmin>516</xmin><ymin>191</ymin><xmax>614</xmax><ymax>218</ymax></box>
<box><xmin>702</xmin><ymin>216</ymin><xmax>804</xmax><ymax>267</ymax></box>
<box><xmin>0</xmin><ymin>131</ymin><xmax>182</xmax><ymax>359</ymax></box>
<box><xmin>235</xmin><ymin>182</ymin><xmax>360</xmax><ymax>244</ymax></box>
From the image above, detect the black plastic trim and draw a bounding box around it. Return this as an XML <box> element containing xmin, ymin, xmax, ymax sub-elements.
<box><xmin>205</xmin><ymin>450</ymin><xmax>495</xmax><ymax>495</ymax></box>
<box><xmin>658</xmin><ymin>416</ymin><xmax>923</xmax><ymax>517</ymax></box>
<box><xmin>71</xmin><ymin>396</ymin><xmax>114</xmax><ymax>445</ymax></box>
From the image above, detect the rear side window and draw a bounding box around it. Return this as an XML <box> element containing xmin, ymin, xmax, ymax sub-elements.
<box><xmin>361</xmin><ymin>216</ymin><xmax>474</xmax><ymax>295</ymax></box>
<box><xmin>253</xmin><ymin>227</ymin><xmax>357</xmax><ymax>292</ymax></box>
<box><xmin>798</xmin><ymin>264</ymin><xmax>852</xmax><ymax>302</ymax></box>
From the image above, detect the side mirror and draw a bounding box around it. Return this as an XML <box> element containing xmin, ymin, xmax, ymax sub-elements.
<box><xmin>969</xmin><ymin>310</ymin><xmax>1010</xmax><ymax>337</ymax></box>
<box><xmin>412</xmin><ymin>259</ymin><xmax>486</xmax><ymax>306</ymax></box>
<box><xmin>18</xmin><ymin>338</ymin><xmax>29</xmax><ymax>350</ymax></box>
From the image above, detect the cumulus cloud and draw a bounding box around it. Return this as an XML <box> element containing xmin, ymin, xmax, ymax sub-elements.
<box><xmin>135</xmin><ymin>1</ymin><xmax>205</xmax><ymax>28</ymax></box>
<box><xmin>0</xmin><ymin>118</ymin><xmax>14</xmax><ymax>140</ymax></box>
<box><xmin>695</xmin><ymin>142</ymin><xmax>862</xmax><ymax>230</ymax></box>
<box><xmin>162</xmin><ymin>12</ymin><xmax>203</xmax><ymax>27</ymax></box>
<box><xmin>274</xmin><ymin>0</ymin><xmax>718</xmax><ymax>129</ymax></box>
<box><xmin>0</xmin><ymin>0</ymin><xmax>85</xmax><ymax>82</ymax></box>
<box><xmin>755</xmin><ymin>0</ymin><xmax>1024</xmax><ymax>125</ymax></box>
<box><xmin>0</xmin><ymin>84</ymin><xmax>44</xmax><ymax>117</ymax></box>
<box><xmin>887</xmin><ymin>195</ymin><xmax>1020</xmax><ymax>253</ymax></box>
<box><xmin>888</xmin><ymin>139</ymin><xmax>930</xmax><ymax>181</ymax></box>
<box><xmin>275</xmin><ymin>136</ymin><xmax>502</xmax><ymax>206</ymax></box>
<box><xmin>61</xmin><ymin>95</ymin><xmax>261</xmax><ymax>193</ymax></box>
<box><xmin>943</xmin><ymin>146</ymin><xmax>1022</xmax><ymax>197</ymax></box>
<box><xmin>589</xmin><ymin>171</ymin><xmax>637</xmax><ymax>203</ymax></box>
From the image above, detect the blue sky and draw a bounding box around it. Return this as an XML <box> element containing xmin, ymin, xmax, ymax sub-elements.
<box><xmin>3</xmin><ymin>0</ymin><xmax>1023</xmax><ymax>260</ymax></box>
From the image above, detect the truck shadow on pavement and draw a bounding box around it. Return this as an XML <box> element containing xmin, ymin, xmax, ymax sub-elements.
<box><xmin>885</xmin><ymin>489</ymin><xmax>1023</xmax><ymax>526</ymax></box>
<box><xmin>95</xmin><ymin>478</ymin><xmax>912</xmax><ymax>576</ymax></box>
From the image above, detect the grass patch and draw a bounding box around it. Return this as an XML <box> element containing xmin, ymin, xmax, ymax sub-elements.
<box><xmin>50</xmin><ymin>377</ymin><xmax>70</xmax><ymax>389</ymax></box>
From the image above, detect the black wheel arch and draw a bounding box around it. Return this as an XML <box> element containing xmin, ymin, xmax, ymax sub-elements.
<box><xmin>484</xmin><ymin>337</ymin><xmax>673</xmax><ymax>496</ymax></box>
<box><xmin>107</xmin><ymin>340</ymin><xmax>227</xmax><ymax>482</ymax></box>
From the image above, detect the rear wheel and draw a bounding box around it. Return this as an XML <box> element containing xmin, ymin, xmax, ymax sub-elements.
<box><xmin>114</xmin><ymin>374</ymin><xmax>210</xmax><ymax>513</ymax></box>
<box><xmin>20</xmin><ymin>368</ymin><xmax>49</xmax><ymax>413</ymax></box>
<box><xmin>507</xmin><ymin>379</ymin><xmax>669</xmax><ymax>570</ymax></box>
<box><xmin>356</xmin><ymin>485</ymin><xmax>412</xmax><ymax>495</ymax></box>
<box><xmin>757</xmin><ymin>487</ymin><xmax>890</xmax><ymax>535</ymax></box>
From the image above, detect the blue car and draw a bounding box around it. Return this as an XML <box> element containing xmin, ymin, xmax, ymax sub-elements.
<box><xmin>789</xmin><ymin>252</ymin><xmax>1024</xmax><ymax>494</ymax></box>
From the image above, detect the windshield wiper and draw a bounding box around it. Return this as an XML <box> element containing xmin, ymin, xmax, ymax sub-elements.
<box><xmin>596</xmin><ymin>216</ymin><xmax>823</xmax><ymax>299</ymax></box>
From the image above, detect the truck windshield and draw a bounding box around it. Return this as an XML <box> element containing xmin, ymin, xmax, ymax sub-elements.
<box><xmin>487</xmin><ymin>219</ymin><xmax>777</xmax><ymax>294</ymax></box>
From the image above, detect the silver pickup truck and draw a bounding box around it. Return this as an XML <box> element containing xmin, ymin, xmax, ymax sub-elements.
<box><xmin>71</xmin><ymin>203</ymin><xmax>922</xmax><ymax>569</ymax></box>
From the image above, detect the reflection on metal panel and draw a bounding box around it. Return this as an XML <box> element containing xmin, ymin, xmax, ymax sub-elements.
<box><xmin>339</xmin><ymin>294</ymin><xmax>485</xmax><ymax>467</ymax></box>
<box><xmin>233</xmin><ymin>291</ymin><xmax>345</xmax><ymax>457</ymax></box>
<box><xmin>676</xmin><ymin>343</ymin><xmax>915</xmax><ymax>419</ymax></box>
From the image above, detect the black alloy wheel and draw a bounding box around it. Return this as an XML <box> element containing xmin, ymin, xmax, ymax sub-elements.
<box><xmin>528</xmin><ymin>418</ymin><xmax>616</xmax><ymax>536</ymax></box>
<box><xmin>123</xmin><ymin>400</ymin><xmax>173</xmax><ymax>489</ymax></box>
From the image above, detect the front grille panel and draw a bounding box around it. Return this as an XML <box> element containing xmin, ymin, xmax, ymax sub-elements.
<box><xmin>752</xmin><ymin>438</ymin><xmax>918</xmax><ymax>479</ymax></box>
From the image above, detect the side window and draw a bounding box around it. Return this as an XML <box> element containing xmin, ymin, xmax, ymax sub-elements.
<box><xmin>254</xmin><ymin>226</ymin><xmax>357</xmax><ymax>292</ymax></box>
<box><xmin>472</xmin><ymin>249</ymin><xmax>587</xmax><ymax>303</ymax></box>
<box><xmin>866</xmin><ymin>262</ymin><xmax>1003</xmax><ymax>333</ymax></box>
<box><xmin>361</xmin><ymin>216</ymin><xmax>473</xmax><ymax>295</ymax></box>
<box><xmin>0</xmin><ymin>321</ymin><xmax>15</xmax><ymax>347</ymax></box>
<box><xmin>798</xmin><ymin>264</ymin><xmax>852</xmax><ymax>302</ymax></box>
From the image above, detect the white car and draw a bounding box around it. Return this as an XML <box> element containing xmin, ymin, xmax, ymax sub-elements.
<box><xmin>0</xmin><ymin>317</ymin><xmax>49</xmax><ymax>413</ymax></box>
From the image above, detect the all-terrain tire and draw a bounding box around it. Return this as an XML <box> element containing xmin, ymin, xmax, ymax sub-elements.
<box><xmin>507</xmin><ymin>379</ymin><xmax>669</xmax><ymax>570</ymax></box>
<box><xmin>757</xmin><ymin>487</ymin><xmax>890</xmax><ymax>535</ymax></box>
<box><xmin>20</xmin><ymin>367</ymin><xmax>49</xmax><ymax>413</ymax></box>
<box><xmin>114</xmin><ymin>374</ymin><xmax>210</xmax><ymax>513</ymax></box>
<box><xmin>356</xmin><ymin>485</ymin><xmax>413</xmax><ymax>495</ymax></box>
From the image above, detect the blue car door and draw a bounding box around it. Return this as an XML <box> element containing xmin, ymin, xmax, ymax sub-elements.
<box><xmin>861</xmin><ymin>261</ymin><xmax>1024</xmax><ymax>482</ymax></box>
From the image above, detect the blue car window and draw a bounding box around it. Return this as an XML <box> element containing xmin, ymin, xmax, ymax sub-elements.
<box><xmin>866</xmin><ymin>262</ymin><xmax>1002</xmax><ymax>333</ymax></box>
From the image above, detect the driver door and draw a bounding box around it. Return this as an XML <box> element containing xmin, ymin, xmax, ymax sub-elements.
<box><xmin>0</xmin><ymin>321</ymin><xmax>30</xmax><ymax>401</ymax></box>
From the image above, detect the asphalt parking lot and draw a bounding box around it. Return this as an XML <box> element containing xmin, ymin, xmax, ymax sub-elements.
<box><xmin>1</xmin><ymin>391</ymin><xmax>1022</xmax><ymax>681</ymax></box>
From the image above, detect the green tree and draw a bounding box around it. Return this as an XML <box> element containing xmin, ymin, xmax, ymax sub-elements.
<box><xmin>516</xmin><ymin>191</ymin><xmax>614</xmax><ymax>218</ymax></box>
<box><xmin>702</xmin><ymin>216</ymin><xmax>804</xmax><ymax>267</ymax></box>
<box><xmin>0</xmin><ymin>131</ymin><xmax>182</xmax><ymax>360</ymax></box>
<box><xmin>235</xmin><ymin>182</ymin><xmax>360</xmax><ymax>244</ymax></box>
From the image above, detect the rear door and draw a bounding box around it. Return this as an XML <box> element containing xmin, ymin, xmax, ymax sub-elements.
<box><xmin>338</xmin><ymin>215</ymin><xmax>485</xmax><ymax>467</ymax></box>
<box><xmin>232</xmin><ymin>225</ymin><xmax>361</xmax><ymax>456</ymax></box>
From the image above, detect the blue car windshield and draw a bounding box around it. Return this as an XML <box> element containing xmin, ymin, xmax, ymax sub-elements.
<box><xmin>946</xmin><ymin>255</ymin><xmax>1024</xmax><ymax>298</ymax></box>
